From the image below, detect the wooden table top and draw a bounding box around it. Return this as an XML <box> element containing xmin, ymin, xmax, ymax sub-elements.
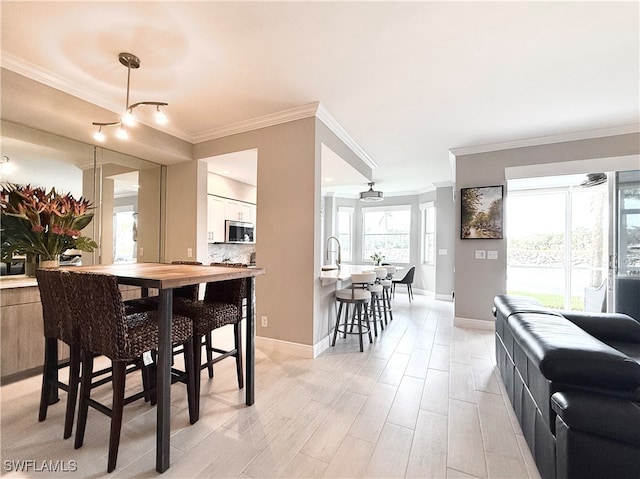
<box><xmin>61</xmin><ymin>262</ymin><xmax>265</xmax><ymax>289</ymax></box>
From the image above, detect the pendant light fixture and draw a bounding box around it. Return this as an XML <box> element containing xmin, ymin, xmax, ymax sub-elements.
<box><xmin>92</xmin><ymin>52</ymin><xmax>168</xmax><ymax>142</ymax></box>
<box><xmin>359</xmin><ymin>182</ymin><xmax>384</xmax><ymax>202</ymax></box>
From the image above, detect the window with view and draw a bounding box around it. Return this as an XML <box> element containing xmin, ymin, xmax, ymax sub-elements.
<box><xmin>336</xmin><ymin>206</ymin><xmax>353</xmax><ymax>262</ymax></box>
<box><xmin>363</xmin><ymin>206</ymin><xmax>411</xmax><ymax>263</ymax></box>
<box><xmin>421</xmin><ymin>203</ymin><xmax>435</xmax><ymax>264</ymax></box>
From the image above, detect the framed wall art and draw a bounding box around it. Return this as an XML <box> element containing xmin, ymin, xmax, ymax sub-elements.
<box><xmin>460</xmin><ymin>185</ymin><xmax>504</xmax><ymax>239</ymax></box>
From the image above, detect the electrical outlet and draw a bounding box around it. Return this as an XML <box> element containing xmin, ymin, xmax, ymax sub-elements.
<box><xmin>261</xmin><ymin>316</ymin><xmax>268</xmax><ymax>327</ymax></box>
<box><xmin>487</xmin><ymin>250</ymin><xmax>498</xmax><ymax>260</ymax></box>
<box><xmin>139</xmin><ymin>247</ymin><xmax>144</xmax><ymax>257</ymax></box>
<box><xmin>187</xmin><ymin>248</ymin><xmax>193</xmax><ymax>258</ymax></box>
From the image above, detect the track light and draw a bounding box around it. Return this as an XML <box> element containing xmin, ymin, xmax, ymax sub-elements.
<box><xmin>155</xmin><ymin>105</ymin><xmax>168</xmax><ymax>124</ymax></box>
<box><xmin>91</xmin><ymin>52</ymin><xmax>168</xmax><ymax>142</ymax></box>
<box><xmin>122</xmin><ymin>109</ymin><xmax>136</xmax><ymax>127</ymax></box>
<box><xmin>116</xmin><ymin>126</ymin><xmax>129</xmax><ymax>140</ymax></box>
<box><xmin>93</xmin><ymin>126</ymin><xmax>106</xmax><ymax>142</ymax></box>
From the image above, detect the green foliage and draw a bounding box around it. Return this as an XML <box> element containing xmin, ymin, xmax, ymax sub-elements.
<box><xmin>507</xmin><ymin>290</ymin><xmax>583</xmax><ymax>310</ymax></box>
<box><xmin>1</xmin><ymin>183</ymin><xmax>98</xmax><ymax>261</ymax></box>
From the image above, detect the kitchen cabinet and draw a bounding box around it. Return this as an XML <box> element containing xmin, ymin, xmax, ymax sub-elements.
<box><xmin>208</xmin><ymin>195</ymin><xmax>256</xmax><ymax>243</ymax></box>
<box><xmin>225</xmin><ymin>200</ymin><xmax>252</xmax><ymax>222</ymax></box>
<box><xmin>207</xmin><ymin>195</ymin><xmax>225</xmax><ymax>243</ymax></box>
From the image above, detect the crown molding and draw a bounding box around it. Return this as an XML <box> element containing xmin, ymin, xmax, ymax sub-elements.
<box><xmin>2</xmin><ymin>52</ymin><xmax>116</xmax><ymax>112</ymax></box>
<box><xmin>449</xmin><ymin>124</ymin><xmax>640</xmax><ymax>157</ymax></box>
<box><xmin>191</xmin><ymin>102</ymin><xmax>321</xmax><ymax>143</ymax></box>
<box><xmin>315</xmin><ymin>103</ymin><xmax>378</xmax><ymax>170</ymax></box>
<box><xmin>193</xmin><ymin>101</ymin><xmax>378</xmax><ymax>171</ymax></box>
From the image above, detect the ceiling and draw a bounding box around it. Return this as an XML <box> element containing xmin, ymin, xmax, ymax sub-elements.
<box><xmin>1</xmin><ymin>1</ymin><xmax>638</xmax><ymax>196</ymax></box>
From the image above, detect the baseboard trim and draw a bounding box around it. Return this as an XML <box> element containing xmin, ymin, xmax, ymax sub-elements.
<box><xmin>435</xmin><ymin>293</ymin><xmax>454</xmax><ymax>302</ymax></box>
<box><xmin>454</xmin><ymin>316</ymin><xmax>495</xmax><ymax>331</ymax></box>
<box><xmin>255</xmin><ymin>336</ymin><xmax>315</xmax><ymax>358</ymax></box>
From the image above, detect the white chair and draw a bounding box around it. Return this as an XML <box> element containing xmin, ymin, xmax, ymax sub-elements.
<box><xmin>331</xmin><ymin>271</ymin><xmax>377</xmax><ymax>352</ymax></box>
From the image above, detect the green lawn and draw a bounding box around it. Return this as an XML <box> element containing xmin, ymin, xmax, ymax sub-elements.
<box><xmin>506</xmin><ymin>291</ymin><xmax>583</xmax><ymax>311</ymax></box>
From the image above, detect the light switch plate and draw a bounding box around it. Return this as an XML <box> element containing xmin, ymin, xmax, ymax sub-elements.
<box><xmin>488</xmin><ymin>250</ymin><xmax>498</xmax><ymax>260</ymax></box>
<box><xmin>475</xmin><ymin>250</ymin><xmax>486</xmax><ymax>259</ymax></box>
<box><xmin>438</xmin><ymin>249</ymin><xmax>448</xmax><ymax>255</ymax></box>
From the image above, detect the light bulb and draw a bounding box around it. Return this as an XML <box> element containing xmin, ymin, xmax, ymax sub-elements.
<box><xmin>93</xmin><ymin>128</ymin><xmax>106</xmax><ymax>142</ymax></box>
<box><xmin>155</xmin><ymin>106</ymin><xmax>168</xmax><ymax>124</ymax></box>
<box><xmin>116</xmin><ymin>126</ymin><xmax>129</xmax><ymax>140</ymax></box>
<box><xmin>122</xmin><ymin>109</ymin><xmax>136</xmax><ymax>126</ymax></box>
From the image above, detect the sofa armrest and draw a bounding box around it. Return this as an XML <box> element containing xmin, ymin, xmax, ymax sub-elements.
<box><xmin>559</xmin><ymin>311</ymin><xmax>640</xmax><ymax>343</ymax></box>
<box><xmin>552</xmin><ymin>391</ymin><xmax>640</xmax><ymax>446</ymax></box>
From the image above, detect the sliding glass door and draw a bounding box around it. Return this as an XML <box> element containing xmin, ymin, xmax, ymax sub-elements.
<box><xmin>507</xmin><ymin>176</ymin><xmax>608</xmax><ymax>310</ymax></box>
<box><xmin>612</xmin><ymin>170</ymin><xmax>640</xmax><ymax>319</ymax></box>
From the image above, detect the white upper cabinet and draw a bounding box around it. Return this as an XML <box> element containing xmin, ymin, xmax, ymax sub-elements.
<box><xmin>207</xmin><ymin>195</ymin><xmax>225</xmax><ymax>243</ymax></box>
<box><xmin>225</xmin><ymin>200</ymin><xmax>252</xmax><ymax>222</ymax></box>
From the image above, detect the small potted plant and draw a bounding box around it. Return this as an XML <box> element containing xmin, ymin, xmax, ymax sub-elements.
<box><xmin>1</xmin><ymin>183</ymin><xmax>98</xmax><ymax>274</ymax></box>
<box><xmin>370</xmin><ymin>252</ymin><xmax>385</xmax><ymax>266</ymax></box>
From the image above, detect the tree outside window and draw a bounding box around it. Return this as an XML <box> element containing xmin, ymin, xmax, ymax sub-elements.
<box><xmin>363</xmin><ymin>206</ymin><xmax>411</xmax><ymax>263</ymax></box>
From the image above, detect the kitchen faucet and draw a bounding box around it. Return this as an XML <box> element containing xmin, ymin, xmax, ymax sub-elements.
<box><xmin>326</xmin><ymin>235</ymin><xmax>341</xmax><ymax>267</ymax></box>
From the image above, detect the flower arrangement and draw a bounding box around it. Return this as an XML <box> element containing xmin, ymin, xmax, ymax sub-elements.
<box><xmin>370</xmin><ymin>251</ymin><xmax>385</xmax><ymax>266</ymax></box>
<box><xmin>1</xmin><ymin>183</ymin><xmax>98</xmax><ymax>262</ymax></box>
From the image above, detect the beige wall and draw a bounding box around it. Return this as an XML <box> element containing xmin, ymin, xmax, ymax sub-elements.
<box><xmin>194</xmin><ymin>118</ymin><xmax>317</xmax><ymax>345</ymax></box>
<box><xmin>453</xmin><ymin>132</ymin><xmax>640</xmax><ymax>323</ymax></box>
<box><xmin>165</xmin><ymin>160</ymin><xmax>208</xmax><ymax>263</ymax></box>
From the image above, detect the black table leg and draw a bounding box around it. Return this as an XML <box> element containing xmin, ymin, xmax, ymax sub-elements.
<box><xmin>156</xmin><ymin>288</ymin><xmax>172</xmax><ymax>473</ymax></box>
<box><xmin>245</xmin><ymin>277</ymin><xmax>255</xmax><ymax>406</ymax></box>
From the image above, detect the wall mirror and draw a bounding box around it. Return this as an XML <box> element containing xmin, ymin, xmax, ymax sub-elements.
<box><xmin>1</xmin><ymin>120</ymin><xmax>163</xmax><ymax>272</ymax></box>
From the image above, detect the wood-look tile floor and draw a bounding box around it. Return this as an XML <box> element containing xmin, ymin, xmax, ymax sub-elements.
<box><xmin>0</xmin><ymin>294</ymin><xmax>541</xmax><ymax>479</ymax></box>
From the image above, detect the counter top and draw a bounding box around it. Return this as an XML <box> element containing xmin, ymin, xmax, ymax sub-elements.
<box><xmin>320</xmin><ymin>264</ymin><xmax>404</xmax><ymax>286</ymax></box>
<box><xmin>0</xmin><ymin>276</ymin><xmax>37</xmax><ymax>290</ymax></box>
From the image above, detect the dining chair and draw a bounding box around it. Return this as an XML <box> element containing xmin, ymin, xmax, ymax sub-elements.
<box><xmin>172</xmin><ymin>265</ymin><xmax>245</xmax><ymax>407</ymax></box>
<box><xmin>64</xmin><ymin>271</ymin><xmax>198</xmax><ymax>473</ymax></box>
<box><xmin>123</xmin><ymin>261</ymin><xmax>201</xmax><ymax>313</ymax></box>
<box><xmin>35</xmin><ymin>268</ymin><xmax>80</xmax><ymax>439</ymax></box>
<box><xmin>392</xmin><ymin>266</ymin><xmax>416</xmax><ymax>302</ymax></box>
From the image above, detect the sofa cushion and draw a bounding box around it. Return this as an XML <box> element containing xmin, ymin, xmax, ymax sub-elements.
<box><xmin>559</xmin><ymin>311</ymin><xmax>640</xmax><ymax>343</ymax></box>
<box><xmin>509</xmin><ymin>312</ymin><xmax>640</xmax><ymax>391</ymax></box>
<box><xmin>552</xmin><ymin>392</ymin><xmax>640</xmax><ymax>447</ymax></box>
<box><xmin>494</xmin><ymin>294</ymin><xmax>563</xmax><ymax>319</ymax></box>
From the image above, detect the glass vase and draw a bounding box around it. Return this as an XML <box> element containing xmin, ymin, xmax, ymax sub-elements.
<box><xmin>39</xmin><ymin>257</ymin><xmax>60</xmax><ymax>269</ymax></box>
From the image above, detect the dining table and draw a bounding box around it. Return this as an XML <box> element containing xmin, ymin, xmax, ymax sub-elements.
<box><xmin>62</xmin><ymin>262</ymin><xmax>265</xmax><ymax>473</ymax></box>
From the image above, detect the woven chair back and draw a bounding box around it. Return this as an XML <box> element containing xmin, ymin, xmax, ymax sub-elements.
<box><xmin>204</xmin><ymin>278</ymin><xmax>245</xmax><ymax>308</ymax></box>
<box><xmin>36</xmin><ymin>268</ymin><xmax>76</xmax><ymax>344</ymax></box>
<box><xmin>64</xmin><ymin>271</ymin><xmax>131</xmax><ymax>359</ymax></box>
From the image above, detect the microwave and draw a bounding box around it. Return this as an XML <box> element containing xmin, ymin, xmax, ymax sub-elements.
<box><xmin>225</xmin><ymin>220</ymin><xmax>255</xmax><ymax>244</ymax></box>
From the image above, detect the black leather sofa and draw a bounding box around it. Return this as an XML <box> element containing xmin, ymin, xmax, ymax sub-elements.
<box><xmin>493</xmin><ymin>294</ymin><xmax>640</xmax><ymax>479</ymax></box>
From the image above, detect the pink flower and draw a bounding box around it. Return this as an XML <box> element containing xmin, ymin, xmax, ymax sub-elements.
<box><xmin>32</xmin><ymin>224</ymin><xmax>45</xmax><ymax>233</ymax></box>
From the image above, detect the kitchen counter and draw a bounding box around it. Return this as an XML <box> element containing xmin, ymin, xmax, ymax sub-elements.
<box><xmin>320</xmin><ymin>264</ymin><xmax>380</xmax><ymax>286</ymax></box>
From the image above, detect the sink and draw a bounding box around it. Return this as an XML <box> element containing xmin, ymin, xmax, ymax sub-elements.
<box><xmin>322</xmin><ymin>265</ymin><xmax>339</xmax><ymax>271</ymax></box>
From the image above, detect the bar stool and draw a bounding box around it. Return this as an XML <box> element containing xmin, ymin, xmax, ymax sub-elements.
<box><xmin>331</xmin><ymin>271</ymin><xmax>376</xmax><ymax>352</ymax></box>
<box><xmin>380</xmin><ymin>265</ymin><xmax>395</xmax><ymax>323</ymax></box>
<box><xmin>369</xmin><ymin>267</ymin><xmax>388</xmax><ymax>333</ymax></box>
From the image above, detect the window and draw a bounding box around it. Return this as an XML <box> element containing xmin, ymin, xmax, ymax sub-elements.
<box><xmin>336</xmin><ymin>206</ymin><xmax>354</xmax><ymax>262</ymax></box>
<box><xmin>507</xmin><ymin>178</ymin><xmax>608</xmax><ymax>310</ymax></box>
<box><xmin>362</xmin><ymin>205</ymin><xmax>411</xmax><ymax>263</ymax></box>
<box><xmin>421</xmin><ymin>202</ymin><xmax>435</xmax><ymax>264</ymax></box>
